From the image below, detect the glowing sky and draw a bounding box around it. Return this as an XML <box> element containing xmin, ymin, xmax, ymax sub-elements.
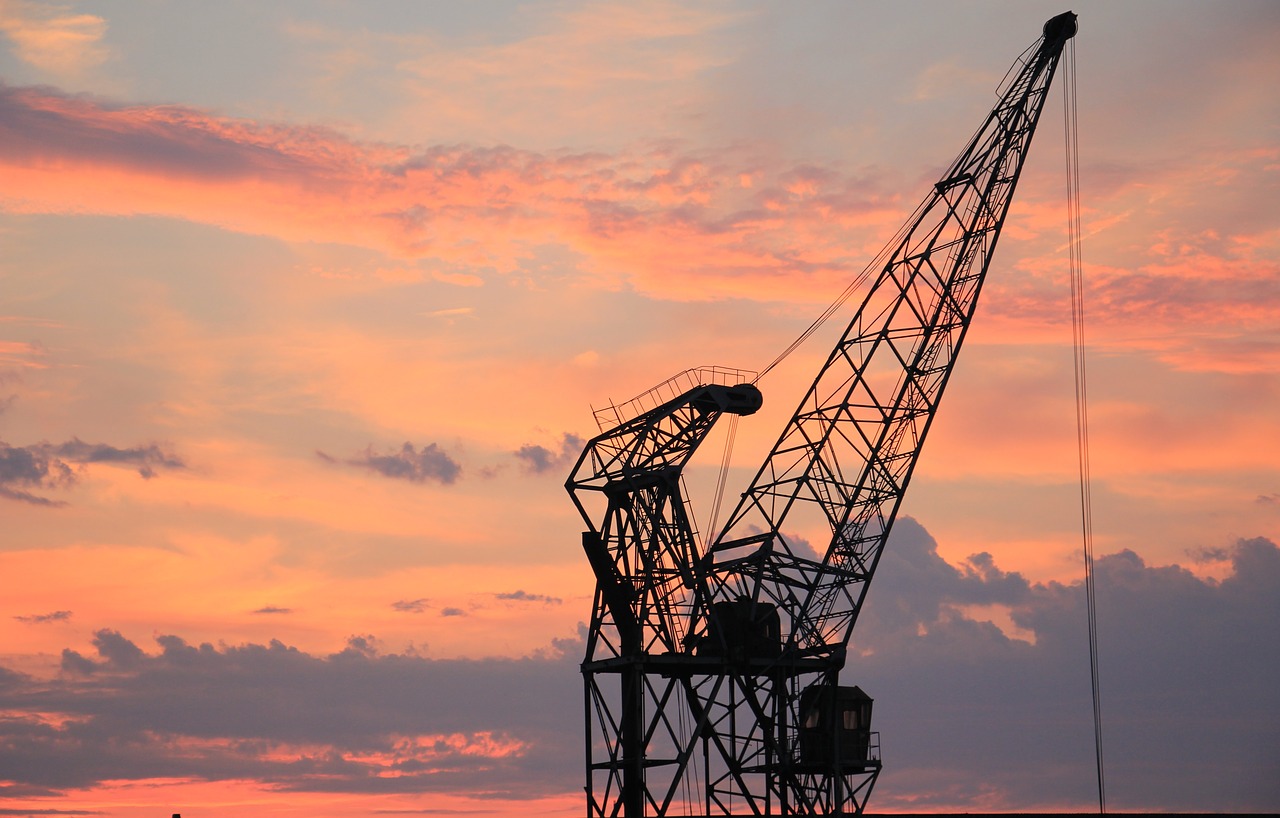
<box><xmin>1</xmin><ymin>1</ymin><xmax>1277</xmax><ymax>815</ymax></box>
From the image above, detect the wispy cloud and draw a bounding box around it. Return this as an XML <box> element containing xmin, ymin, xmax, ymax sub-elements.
<box><xmin>427</xmin><ymin>307</ymin><xmax>474</xmax><ymax>319</ymax></box>
<box><xmin>50</xmin><ymin>438</ymin><xmax>184</xmax><ymax>478</ymax></box>
<box><xmin>0</xmin><ymin>339</ymin><xmax>49</xmax><ymax>372</ymax></box>
<box><xmin>392</xmin><ymin>598</ymin><xmax>429</xmax><ymax>613</ymax></box>
<box><xmin>13</xmin><ymin>609</ymin><xmax>72</xmax><ymax>624</ymax></box>
<box><xmin>319</xmin><ymin>442</ymin><xmax>462</xmax><ymax>485</ymax></box>
<box><xmin>495</xmin><ymin>590</ymin><xmax>562</xmax><ymax>605</ymax></box>
<box><xmin>514</xmin><ymin>432</ymin><xmax>583</xmax><ymax>475</ymax></box>
<box><xmin>0</xmin><ymin>437</ymin><xmax>185</xmax><ymax>505</ymax></box>
<box><xmin>0</xmin><ymin>82</ymin><xmax>903</xmax><ymax>304</ymax></box>
<box><xmin>0</xmin><ymin>1</ymin><xmax>110</xmax><ymax>78</ymax></box>
<box><xmin>4</xmin><ymin>79</ymin><xmax>1274</xmax><ymax>352</ymax></box>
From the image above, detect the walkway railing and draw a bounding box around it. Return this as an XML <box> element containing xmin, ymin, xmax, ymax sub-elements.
<box><xmin>592</xmin><ymin>365</ymin><xmax>757</xmax><ymax>432</ymax></box>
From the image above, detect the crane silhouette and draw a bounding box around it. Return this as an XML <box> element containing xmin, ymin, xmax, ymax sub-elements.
<box><xmin>568</xmin><ymin>12</ymin><xmax>1079</xmax><ymax>816</ymax></box>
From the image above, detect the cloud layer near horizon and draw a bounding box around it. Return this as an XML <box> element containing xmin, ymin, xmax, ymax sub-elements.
<box><xmin>2</xmin><ymin>519</ymin><xmax>1274</xmax><ymax>810</ymax></box>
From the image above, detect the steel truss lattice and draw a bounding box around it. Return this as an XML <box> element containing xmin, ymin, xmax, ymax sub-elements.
<box><xmin>567</xmin><ymin>13</ymin><xmax>1077</xmax><ymax>817</ymax></box>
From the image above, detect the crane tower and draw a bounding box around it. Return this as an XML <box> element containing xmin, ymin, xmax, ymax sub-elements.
<box><xmin>567</xmin><ymin>12</ymin><xmax>1078</xmax><ymax>816</ymax></box>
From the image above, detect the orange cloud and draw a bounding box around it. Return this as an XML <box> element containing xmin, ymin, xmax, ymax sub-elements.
<box><xmin>0</xmin><ymin>338</ymin><xmax>48</xmax><ymax>370</ymax></box>
<box><xmin>0</xmin><ymin>82</ymin><xmax>911</xmax><ymax>304</ymax></box>
<box><xmin>0</xmin><ymin>1</ymin><xmax>109</xmax><ymax>78</ymax></box>
<box><xmin>7</xmin><ymin>79</ymin><xmax>1275</xmax><ymax>367</ymax></box>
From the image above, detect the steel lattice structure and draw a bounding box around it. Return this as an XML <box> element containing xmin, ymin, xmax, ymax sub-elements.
<box><xmin>567</xmin><ymin>13</ymin><xmax>1077</xmax><ymax>816</ymax></box>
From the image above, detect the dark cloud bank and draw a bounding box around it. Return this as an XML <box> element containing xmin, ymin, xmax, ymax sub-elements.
<box><xmin>0</xmin><ymin>520</ymin><xmax>1275</xmax><ymax>811</ymax></box>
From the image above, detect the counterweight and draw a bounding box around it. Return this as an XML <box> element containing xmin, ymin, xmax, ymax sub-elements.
<box><xmin>567</xmin><ymin>12</ymin><xmax>1078</xmax><ymax>816</ymax></box>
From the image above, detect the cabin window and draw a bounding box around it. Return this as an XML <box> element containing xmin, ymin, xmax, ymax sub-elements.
<box><xmin>842</xmin><ymin>709</ymin><xmax>860</xmax><ymax>730</ymax></box>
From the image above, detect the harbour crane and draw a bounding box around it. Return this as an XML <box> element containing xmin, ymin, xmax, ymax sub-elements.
<box><xmin>567</xmin><ymin>12</ymin><xmax>1079</xmax><ymax>816</ymax></box>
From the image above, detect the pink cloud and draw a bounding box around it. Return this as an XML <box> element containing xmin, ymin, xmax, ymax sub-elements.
<box><xmin>0</xmin><ymin>1</ymin><xmax>109</xmax><ymax>78</ymax></box>
<box><xmin>2</xmin><ymin>81</ymin><xmax>1276</xmax><ymax>367</ymax></box>
<box><xmin>0</xmin><ymin>83</ymin><xmax>906</xmax><ymax>302</ymax></box>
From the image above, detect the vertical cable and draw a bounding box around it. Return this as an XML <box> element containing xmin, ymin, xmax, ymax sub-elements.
<box><xmin>676</xmin><ymin>689</ymin><xmax>693</xmax><ymax>816</ymax></box>
<box><xmin>1063</xmin><ymin>34</ymin><xmax>1107</xmax><ymax>814</ymax></box>
<box><xmin>706</xmin><ymin>414</ymin><xmax>740</xmax><ymax>544</ymax></box>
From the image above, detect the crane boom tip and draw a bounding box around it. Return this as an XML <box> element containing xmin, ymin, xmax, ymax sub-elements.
<box><xmin>1044</xmin><ymin>11</ymin><xmax>1078</xmax><ymax>43</ymax></box>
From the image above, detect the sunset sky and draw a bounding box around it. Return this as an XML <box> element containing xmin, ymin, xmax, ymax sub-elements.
<box><xmin>1</xmin><ymin>1</ymin><xmax>1277</xmax><ymax>815</ymax></box>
